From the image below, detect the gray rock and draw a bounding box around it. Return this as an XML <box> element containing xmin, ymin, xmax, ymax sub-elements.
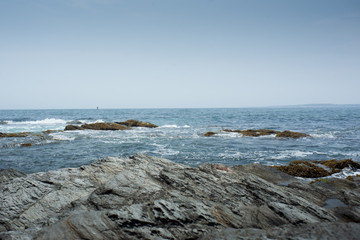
<box><xmin>201</xmin><ymin>222</ymin><xmax>360</xmax><ymax>240</ymax></box>
<box><xmin>0</xmin><ymin>154</ymin><xmax>359</xmax><ymax>239</ymax></box>
<box><xmin>0</xmin><ymin>168</ymin><xmax>26</xmax><ymax>183</ymax></box>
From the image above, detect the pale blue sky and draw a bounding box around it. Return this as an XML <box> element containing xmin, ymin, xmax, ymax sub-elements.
<box><xmin>1</xmin><ymin>0</ymin><xmax>359</xmax><ymax>109</ymax></box>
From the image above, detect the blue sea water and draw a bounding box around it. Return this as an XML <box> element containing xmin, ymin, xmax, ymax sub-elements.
<box><xmin>1</xmin><ymin>106</ymin><xmax>360</xmax><ymax>175</ymax></box>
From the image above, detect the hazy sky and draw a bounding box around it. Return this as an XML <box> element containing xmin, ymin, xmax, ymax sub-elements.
<box><xmin>1</xmin><ymin>0</ymin><xmax>359</xmax><ymax>109</ymax></box>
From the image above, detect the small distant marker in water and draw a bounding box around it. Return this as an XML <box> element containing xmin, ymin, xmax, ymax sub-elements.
<box><xmin>97</xmin><ymin>106</ymin><xmax>99</xmax><ymax>110</ymax></box>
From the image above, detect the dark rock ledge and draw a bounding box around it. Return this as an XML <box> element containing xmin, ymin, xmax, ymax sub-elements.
<box><xmin>1</xmin><ymin>155</ymin><xmax>360</xmax><ymax>239</ymax></box>
<box><xmin>204</xmin><ymin>129</ymin><xmax>310</xmax><ymax>138</ymax></box>
<box><xmin>65</xmin><ymin>119</ymin><xmax>158</xmax><ymax>131</ymax></box>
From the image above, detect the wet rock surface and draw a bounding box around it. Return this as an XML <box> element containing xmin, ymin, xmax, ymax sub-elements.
<box><xmin>275</xmin><ymin>130</ymin><xmax>310</xmax><ymax>138</ymax></box>
<box><xmin>115</xmin><ymin>119</ymin><xmax>158</xmax><ymax>128</ymax></box>
<box><xmin>64</xmin><ymin>119</ymin><xmax>157</xmax><ymax>131</ymax></box>
<box><xmin>203</xmin><ymin>131</ymin><xmax>217</xmax><ymax>137</ymax></box>
<box><xmin>273</xmin><ymin>159</ymin><xmax>360</xmax><ymax>178</ymax></box>
<box><xmin>223</xmin><ymin>129</ymin><xmax>280</xmax><ymax>137</ymax></box>
<box><xmin>205</xmin><ymin>129</ymin><xmax>310</xmax><ymax>138</ymax></box>
<box><xmin>0</xmin><ymin>132</ymin><xmax>30</xmax><ymax>138</ymax></box>
<box><xmin>81</xmin><ymin>122</ymin><xmax>130</xmax><ymax>131</ymax></box>
<box><xmin>0</xmin><ymin>155</ymin><xmax>359</xmax><ymax>239</ymax></box>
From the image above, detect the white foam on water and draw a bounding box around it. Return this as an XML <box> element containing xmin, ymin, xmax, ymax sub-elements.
<box><xmin>216</xmin><ymin>132</ymin><xmax>241</xmax><ymax>138</ymax></box>
<box><xmin>78</xmin><ymin>119</ymin><xmax>105</xmax><ymax>124</ymax></box>
<box><xmin>310</xmin><ymin>133</ymin><xmax>336</xmax><ymax>138</ymax></box>
<box><xmin>329</xmin><ymin>167</ymin><xmax>360</xmax><ymax>179</ymax></box>
<box><xmin>159</xmin><ymin>125</ymin><xmax>190</xmax><ymax>128</ymax></box>
<box><xmin>150</xmin><ymin>143</ymin><xmax>180</xmax><ymax>156</ymax></box>
<box><xmin>7</xmin><ymin>118</ymin><xmax>67</xmax><ymax>125</ymax></box>
<box><xmin>49</xmin><ymin>132</ymin><xmax>76</xmax><ymax>141</ymax></box>
<box><xmin>272</xmin><ymin>150</ymin><xmax>315</xmax><ymax>160</ymax></box>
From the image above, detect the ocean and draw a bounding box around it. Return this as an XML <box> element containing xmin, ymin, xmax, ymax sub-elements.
<box><xmin>1</xmin><ymin>106</ymin><xmax>360</xmax><ymax>176</ymax></box>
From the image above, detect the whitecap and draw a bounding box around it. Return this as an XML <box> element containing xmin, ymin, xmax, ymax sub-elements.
<box><xmin>159</xmin><ymin>125</ymin><xmax>179</xmax><ymax>128</ymax></box>
<box><xmin>330</xmin><ymin>167</ymin><xmax>360</xmax><ymax>179</ymax></box>
<box><xmin>272</xmin><ymin>150</ymin><xmax>314</xmax><ymax>160</ymax></box>
<box><xmin>49</xmin><ymin>132</ymin><xmax>76</xmax><ymax>141</ymax></box>
<box><xmin>310</xmin><ymin>133</ymin><xmax>336</xmax><ymax>138</ymax></box>
<box><xmin>7</xmin><ymin>118</ymin><xmax>67</xmax><ymax>125</ymax></box>
<box><xmin>78</xmin><ymin>119</ymin><xmax>105</xmax><ymax>124</ymax></box>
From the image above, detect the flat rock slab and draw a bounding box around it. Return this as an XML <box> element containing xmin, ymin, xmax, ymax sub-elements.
<box><xmin>1</xmin><ymin>155</ymin><xmax>359</xmax><ymax>239</ymax></box>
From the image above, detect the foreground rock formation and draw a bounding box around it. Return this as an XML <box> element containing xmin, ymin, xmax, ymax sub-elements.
<box><xmin>1</xmin><ymin>155</ymin><xmax>360</xmax><ymax>239</ymax></box>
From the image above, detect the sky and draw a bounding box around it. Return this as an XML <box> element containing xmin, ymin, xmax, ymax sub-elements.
<box><xmin>1</xmin><ymin>0</ymin><xmax>359</xmax><ymax>109</ymax></box>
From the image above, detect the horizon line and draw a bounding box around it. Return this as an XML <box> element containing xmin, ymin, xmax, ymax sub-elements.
<box><xmin>1</xmin><ymin>103</ymin><xmax>360</xmax><ymax>111</ymax></box>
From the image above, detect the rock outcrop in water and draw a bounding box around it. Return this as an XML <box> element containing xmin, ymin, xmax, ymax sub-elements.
<box><xmin>203</xmin><ymin>131</ymin><xmax>217</xmax><ymax>137</ymax></box>
<box><xmin>81</xmin><ymin>122</ymin><xmax>130</xmax><ymax>131</ymax></box>
<box><xmin>0</xmin><ymin>132</ymin><xmax>30</xmax><ymax>138</ymax></box>
<box><xmin>275</xmin><ymin>130</ymin><xmax>310</xmax><ymax>138</ymax></box>
<box><xmin>64</xmin><ymin>120</ymin><xmax>157</xmax><ymax>131</ymax></box>
<box><xmin>1</xmin><ymin>154</ymin><xmax>359</xmax><ymax>239</ymax></box>
<box><xmin>223</xmin><ymin>129</ymin><xmax>280</xmax><ymax>137</ymax></box>
<box><xmin>204</xmin><ymin>129</ymin><xmax>310</xmax><ymax>138</ymax></box>
<box><xmin>115</xmin><ymin>119</ymin><xmax>158</xmax><ymax>128</ymax></box>
<box><xmin>273</xmin><ymin>159</ymin><xmax>360</xmax><ymax>178</ymax></box>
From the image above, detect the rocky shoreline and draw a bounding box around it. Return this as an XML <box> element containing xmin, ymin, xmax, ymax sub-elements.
<box><xmin>1</xmin><ymin>154</ymin><xmax>359</xmax><ymax>239</ymax></box>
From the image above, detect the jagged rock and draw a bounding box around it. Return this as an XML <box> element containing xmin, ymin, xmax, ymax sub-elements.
<box><xmin>116</xmin><ymin>119</ymin><xmax>158</xmax><ymax>128</ymax></box>
<box><xmin>0</xmin><ymin>155</ymin><xmax>359</xmax><ymax>239</ymax></box>
<box><xmin>204</xmin><ymin>131</ymin><xmax>217</xmax><ymax>137</ymax></box>
<box><xmin>275</xmin><ymin>130</ymin><xmax>310</xmax><ymax>138</ymax></box>
<box><xmin>64</xmin><ymin>125</ymin><xmax>84</xmax><ymax>131</ymax></box>
<box><xmin>273</xmin><ymin>159</ymin><xmax>360</xmax><ymax>178</ymax></box>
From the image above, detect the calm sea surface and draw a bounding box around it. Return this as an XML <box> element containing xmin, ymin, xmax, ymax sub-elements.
<box><xmin>1</xmin><ymin>106</ymin><xmax>360</xmax><ymax>174</ymax></box>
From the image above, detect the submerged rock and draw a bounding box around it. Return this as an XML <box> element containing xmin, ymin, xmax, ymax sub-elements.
<box><xmin>1</xmin><ymin>155</ymin><xmax>359</xmax><ymax>239</ymax></box>
<box><xmin>66</xmin><ymin>120</ymin><xmax>82</xmax><ymax>125</ymax></box>
<box><xmin>42</xmin><ymin>130</ymin><xmax>63</xmax><ymax>134</ymax></box>
<box><xmin>116</xmin><ymin>119</ymin><xmax>158</xmax><ymax>128</ymax></box>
